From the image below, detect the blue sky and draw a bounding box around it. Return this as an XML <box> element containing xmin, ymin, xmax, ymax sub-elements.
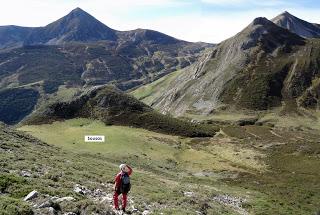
<box><xmin>1</xmin><ymin>0</ymin><xmax>320</xmax><ymax>43</ymax></box>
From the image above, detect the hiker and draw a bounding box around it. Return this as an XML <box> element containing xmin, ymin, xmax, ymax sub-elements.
<box><xmin>113</xmin><ymin>164</ymin><xmax>133</xmax><ymax>212</ymax></box>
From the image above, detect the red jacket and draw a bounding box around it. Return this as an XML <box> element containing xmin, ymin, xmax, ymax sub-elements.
<box><xmin>114</xmin><ymin>166</ymin><xmax>132</xmax><ymax>189</ymax></box>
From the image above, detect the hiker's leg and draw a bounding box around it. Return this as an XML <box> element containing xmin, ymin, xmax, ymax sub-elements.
<box><xmin>122</xmin><ymin>193</ymin><xmax>127</xmax><ymax>209</ymax></box>
<box><xmin>113</xmin><ymin>192</ymin><xmax>119</xmax><ymax>209</ymax></box>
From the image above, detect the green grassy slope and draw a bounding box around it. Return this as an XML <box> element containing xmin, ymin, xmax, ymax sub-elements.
<box><xmin>0</xmin><ymin>120</ymin><xmax>245</xmax><ymax>214</ymax></box>
<box><xmin>130</xmin><ymin>70</ymin><xmax>183</xmax><ymax>105</ymax></box>
<box><xmin>16</xmin><ymin>119</ymin><xmax>320</xmax><ymax>215</ymax></box>
<box><xmin>20</xmin><ymin>119</ymin><xmax>264</xmax><ymax>173</ymax></box>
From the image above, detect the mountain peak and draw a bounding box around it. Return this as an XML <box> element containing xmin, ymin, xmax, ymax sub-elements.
<box><xmin>281</xmin><ymin>11</ymin><xmax>292</xmax><ymax>16</ymax></box>
<box><xmin>272</xmin><ymin>11</ymin><xmax>320</xmax><ymax>38</ymax></box>
<box><xmin>239</xmin><ymin>16</ymin><xmax>305</xmax><ymax>51</ymax></box>
<box><xmin>23</xmin><ymin>7</ymin><xmax>118</xmax><ymax>44</ymax></box>
<box><xmin>72</xmin><ymin>7</ymin><xmax>85</xmax><ymax>12</ymax></box>
<box><xmin>275</xmin><ymin>11</ymin><xmax>297</xmax><ymax>20</ymax></box>
<box><xmin>252</xmin><ymin>17</ymin><xmax>272</xmax><ymax>26</ymax></box>
<box><xmin>66</xmin><ymin>7</ymin><xmax>91</xmax><ymax>18</ymax></box>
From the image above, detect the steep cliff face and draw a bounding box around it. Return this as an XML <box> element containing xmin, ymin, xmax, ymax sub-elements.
<box><xmin>133</xmin><ymin>16</ymin><xmax>320</xmax><ymax>116</ymax></box>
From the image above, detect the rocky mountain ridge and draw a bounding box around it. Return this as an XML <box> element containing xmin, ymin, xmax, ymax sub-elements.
<box><xmin>0</xmin><ymin>8</ymin><xmax>211</xmax><ymax>124</ymax></box>
<box><xmin>133</xmin><ymin>14</ymin><xmax>320</xmax><ymax>116</ymax></box>
<box><xmin>0</xmin><ymin>7</ymin><xmax>197</xmax><ymax>49</ymax></box>
<box><xmin>272</xmin><ymin>11</ymin><xmax>320</xmax><ymax>38</ymax></box>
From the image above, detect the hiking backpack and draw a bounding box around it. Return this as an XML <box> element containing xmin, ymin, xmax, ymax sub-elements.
<box><xmin>120</xmin><ymin>172</ymin><xmax>131</xmax><ymax>193</ymax></box>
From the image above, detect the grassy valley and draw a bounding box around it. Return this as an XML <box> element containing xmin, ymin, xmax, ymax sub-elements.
<box><xmin>0</xmin><ymin>119</ymin><xmax>247</xmax><ymax>214</ymax></box>
<box><xmin>3</xmin><ymin>117</ymin><xmax>316</xmax><ymax>214</ymax></box>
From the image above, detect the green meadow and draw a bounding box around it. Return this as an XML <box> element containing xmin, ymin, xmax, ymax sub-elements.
<box><xmin>0</xmin><ymin>117</ymin><xmax>316</xmax><ymax>214</ymax></box>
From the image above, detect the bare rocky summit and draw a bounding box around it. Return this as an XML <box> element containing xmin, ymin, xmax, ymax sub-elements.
<box><xmin>272</xmin><ymin>11</ymin><xmax>320</xmax><ymax>38</ymax></box>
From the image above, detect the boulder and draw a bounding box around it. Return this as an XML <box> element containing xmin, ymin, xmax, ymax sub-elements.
<box><xmin>183</xmin><ymin>191</ymin><xmax>194</xmax><ymax>197</ymax></box>
<box><xmin>20</xmin><ymin>170</ymin><xmax>32</xmax><ymax>177</ymax></box>
<box><xmin>73</xmin><ymin>184</ymin><xmax>90</xmax><ymax>195</ymax></box>
<box><xmin>48</xmin><ymin>207</ymin><xmax>57</xmax><ymax>215</ymax></box>
<box><xmin>142</xmin><ymin>210</ymin><xmax>151</xmax><ymax>215</ymax></box>
<box><xmin>24</xmin><ymin>190</ymin><xmax>38</xmax><ymax>201</ymax></box>
<box><xmin>131</xmin><ymin>208</ymin><xmax>139</xmax><ymax>213</ymax></box>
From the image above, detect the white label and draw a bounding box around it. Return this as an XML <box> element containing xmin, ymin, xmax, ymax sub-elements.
<box><xmin>84</xmin><ymin>135</ymin><xmax>105</xmax><ymax>142</ymax></box>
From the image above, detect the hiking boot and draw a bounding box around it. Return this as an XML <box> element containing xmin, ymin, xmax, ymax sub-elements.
<box><xmin>114</xmin><ymin>207</ymin><xmax>120</xmax><ymax>210</ymax></box>
<box><xmin>122</xmin><ymin>208</ymin><xmax>131</xmax><ymax>214</ymax></box>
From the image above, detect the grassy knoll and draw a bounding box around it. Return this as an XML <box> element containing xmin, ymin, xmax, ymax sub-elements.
<box><xmin>25</xmin><ymin>86</ymin><xmax>217</xmax><ymax>138</ymax></box>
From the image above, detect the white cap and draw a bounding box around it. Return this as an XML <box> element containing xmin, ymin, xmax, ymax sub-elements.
<box><xmin>119</xmin><ymin>164</ymin><xmax>126</xmax><ymax>171</ymax></box>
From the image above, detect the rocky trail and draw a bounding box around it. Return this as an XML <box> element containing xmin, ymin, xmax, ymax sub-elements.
<box><xmin>20</xmin><ymin>160</ymin><xmax>248</xmax><ymax>215</ymax></box>
<box><xmin>23</xmin><ymin>182</ymin><xmax>151</xmax><ymax>215</ymax></box>
<box><xmin>20</xmin><ymin>167</ymin><xmax>249</xmax><ymax>215</ymax></box>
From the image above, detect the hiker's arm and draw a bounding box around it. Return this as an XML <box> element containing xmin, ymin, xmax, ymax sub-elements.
<box><xmin>127</xmin><ymin>165</ymin><xmax>133</xmax><ymax>176</ymax></box>
<box><xmin>113</xmin><ymin>182</ymin><xmax>117</xmax><ymax>191</ymax></box>
<box><xmin>113</xmin><ymin>174</ymin><xmax>121</xmax><ymax>191</ymax></box>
